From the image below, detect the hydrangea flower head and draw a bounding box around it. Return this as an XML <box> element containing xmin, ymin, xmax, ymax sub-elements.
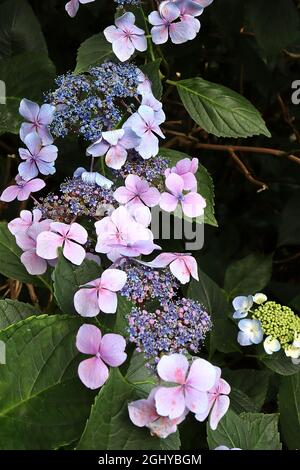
<box><xmin>154</xmin><ymin>354</ymin><xmax>216</xmax><ymax>419</ymax></box>
<box><xmin>146</xmin><ymin>252</ymin><xmax>199</xmax><ymax>284</ymax></box>
<box><xmin>87</xmin><ymin>128</ymin><xmax>140</xmax><ymax>170</ymax></box>
<box><xmin>160</xmin><ymin>173</ymin><xmax>206</xmax><ymax>218</ymax></box>
<box><xmin>19</xmin><ymin>98</ymin><xmax>55</xmax><ymax>145</ymax></box>
<box><xmin>36</xmin><ymin>222</ymin><xmax>88</xmax><ymax>265</ymax></box>
<box><xmin>74</xmin><ymin>268</ymin><xmax>127</xmax><ymax>317</ymax></box>
<box><xmin>0</xmin><ymin>175</ymin><xmax>45</xmax><ymax>202</ymax></box>
<box><xmin>76</xmin><ymin>324</ymin><xmax>127</xmax><ymax>389</ymax></box>
<box><xmin>232</xmin><ymin>295</ymin><xmax>253</xmax><ymax>319</ymax></box>
<box><xmin>18</xmin><ymin>133</ymin><xmax>58</xmax><ymax>181</ymax></box>
<box><xmin>104</xmin><ymin>12</ymin><xmax>147</xmax><ymax>62</ymax></box>
<box><xmin>237</xmin><ymin>319</ymin><xmax>263</xmax><ymax>346</ymax></box>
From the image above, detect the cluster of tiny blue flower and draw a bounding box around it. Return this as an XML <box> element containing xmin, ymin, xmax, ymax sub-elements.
<box><xmin>45</xmin><ymin>62</ymin><xmax>140</xmax><ymax>142</ymax></box>
<box><xmin>128</xmin><ymin>297</ymin><xmax>212</xmax><ymax>365</ymax></box>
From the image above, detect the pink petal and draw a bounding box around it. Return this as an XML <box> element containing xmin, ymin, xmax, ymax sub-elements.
<box><xmin>87</xmin><ymin>137</ymin><xmax>110</xmax><ymax>157</ymax></box>
<box><xmin>24</xmin><ymin>132</ymin><xmax>42</xmax><ymax>155</ymax></box>
<box><xmin>185</xmin><ymin>387</ymin><xmax>208</xmax><ymax>414</ymax></box>
<box><xmin>209</xmin><ymin>395</ymin><xmax>230</xmax><ymax>431</ymax></box>
<box><xmin>165</xmin><ymin>173</ymin><xmax>184</xmax><ymax>196</ymax></box>
<box><xmin>74</xmin><ymin>287</ymin><xmax>100</xmax><ymax>317</ymax></box>
<box><xmin>38</xmin><ymin>104</ymin><xmax>55</xmax><ymax>126</ymax></box>
<box><xmin>148</xmin><ymin>252</ymin><xmax>177</xmax><ymax>267</ymax></box>
<box><xmin>157</xmin><ymin>353</ymin><xmax>189</xmax><ymax>384</ymax></box>
<box><xmin>119</xmin><ymin>128</ymin><xmax>140</xmax><ymax>150</ymax></box>
<box><xmin>150</xmin><ymin>25</ymin><xmax>169</xmax><ymax>45</ymax></box>
<box><xmin>155</xmin><ymin>386</ymin><xmax>186</xmax><ymax>419</ymax></box>
<box><xmin>100</xmin><ymin>268</ymin><xmax>127</xmax><ymax>292</ymax></box>
<box><xmin>181</xmin><ymin>192</ymin><xmax>206</xmax><ymax>218</ymax></box>
<box><xmin>36</xmin><ymin>231</ymin><xmax>63</xmax><ymax>259</ymax></box>
<box><xmin>63</xmin><ymin>239</ymin><xmax>86</xmax><ymax>265</ymax></box>
<box><xmin>159</xmin><ymin>192</ymin><xmax>178</xmax><ymax>213</ymax></box>
<box><xmin>0</xmin><ymin>185</ymin><xmax>20</xmax><ymax>202</ymax></box>
<box><xmin>131</xmin><ymin>34</ymin><xmax>147</xmax><ymax>52</ymax></box>
<box><xmin>112</xmin><ymin>37</ymin><xmax>135</xmax><ymax>62</ymax></box>
<box><xmin>115</xmin><ymin>11</ymin><xmax>135</xmax><ymax>28</ymax></box>
<box><xmin>37</xmin><ymin>126</ymin><xmax>54</xmax><ymax>146</ymax></box>
<box><xmin>21</xmin><ymin>250</ymin><xmax>48</xmax><ymax>275</ymax></box>
<box><xmin>76</xmin><ymin>324</ymin><xmax>102</xmax><ymax>354</ymax></box>
<box><xmin>169</xmin><ymin>21</ymin><xmax>191</xmax><ymax>44</ymax></box>
<box><xmin>170</xmin><ymin>258</ymin><xmax>191</xmax><ymax>284</ymax></box>
<box><xmin>179</xmin><ymin>15</ymin><xmax>200</xmax><ymax>41</ymax></box>
<box><xmin>128</xmin><ymin>398</ymin><xmax>158</xmax><ymax>427</ymax></box>
<box><xmin>140</xmin><ymin>187</ymin><xmax>160</xmax><ymax>207</ymax></box>
<box><xmin>98</xmin><ymin>289</ymin><xmax>118</xmax><ymax>314</ymax></box>
<box><xmin>25</xmin><ymin>178</ymin><xmax>46</xmax><ymax>193</ymax></box>
<box><xmin>148</xmin><ymin>11</ymin><xmax>164</xmax><ymax>27</ymax></box>
<box><xmin>67</xmin><ymin>222</ymin><xmax>88</xmax><ymax>244</ymax></box>
<box><xmin>105</xmin><ymin>145</ymin><xmax>127</xmax><ymax>169</ymax></box>
<box><xmin>186</xmin><ymin>358</ymin><xmax>217</xmax><ymax>392</ymax></box>
<box><xmin>181</xmin><ymin>172</ymin><xmax>197</xmax><ymax>191</ymax></box>
<box><xmin>19</xmin><ymin>98</ymin><xmax>39</xmax><ymax>122</ymax></box>
<box><xmin>102</xmin><ymin>129</ymin><xmax>124</xmax><ymax>146</ymax></box>
<box><xmin>99</xmin><ymin>333</ymin><xmax>127</xmax><ymax>366</ymax></box>
<box><xmin>38</xmin><ymin>145</ymin><xmax>58</xmax><ymax>163</ymax></box>
<box><xmin>160</xmin><ymin>1</ymin><xmax>181</xmax><ymax>22</ymax></box>
<box><xmin>113</xmin><ymin>186</ymin><xmax>134</xmax><ymax>205</ymax></box>
<box><xmin>65</xmin><ymin>0</ymin><xmax>80</xmax><ymax>18</ymax></box>
<box><xmin>78</xmin><ymin>357</ymin><xmax>109</xmax><ymax>389</ymax></box>
<box><xmin>219</xmin><ymin>378</ymin><xmax>231</xmax><ymax>395</ymax></box>
<box><xmin>182</xmin><ymin>255</ymin><xmax>199</xmax><ymax>281</ymax></box>
<box><xmin>137</xmin><ymin>131</ymin><xmax>160</xmax><ymax>160</ymax></box>
<box><xmin>103</xmin><ymin>25</ymin><xmax>124</xmax><ymax>43</ymax></box>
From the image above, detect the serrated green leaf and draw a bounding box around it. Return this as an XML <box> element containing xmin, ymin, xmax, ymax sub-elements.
<box><xmin>0</xmin><ymin>315</ymin><xmax>95</xmax><ymax>449</ymax></box>
<box><xmin>222</xmin><ymin>369</ymin><xmax>270</xmax><ymax>412</ymax></box>
<box><xmin>224</xmin><ymin>254</ymin><xmax>273</xmax><ymax>298</ymax></box>
<box><xmin>171</xmin><ymin>77</ymin><xmax>271</xmax><ymax>138</ymax></box>
<box><xmin>126</xmin><ymin>350</ymin><xmax>158</xmax><ymax>395</ymax></box>
<box><xmin>0</xmin><ymin>299</ymin><xmax>38</xmax><ymax>330</ymax></box>
<box><xmin>77</xmin><ymin>368</ymin><xmax>180</xmax><ymax>450</ymax></box>
<box><xmin>279</xmin><ymin>372</ymin><xmax>300</xmax><ymax>449</ymax></box>
<box><xmin>207</xmin><ymin>409</ymin><xmax>281</xmax><ymax>450</ymax></box>
<box><xmin>188</xmin><ymin>271</ymin><xmax>239</xmax><ymax>354</ymax></box>
<box><xmin>260</xmin><ymin>350</ymin><xmax>300</xmax><ymax>376</ymax></box>
<box><xmin>159</xmin><ymin>148</ymin><xmax>217</xmax><ymax>227</ymax></box>
<box><xmin>75</xmin><ymin>33</ymin><xmax>113</xmax><ymax>74</ymax></box>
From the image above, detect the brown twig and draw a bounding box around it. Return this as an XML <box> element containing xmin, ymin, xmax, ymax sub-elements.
<box><xmin>194</xmin><ymin>142</ymin><xmax>300</xmax><ymax>165</ymax></box>
<box><xmin>228</xmin><ymin>149</ymin><xmax>268</xmax><ymax>192</ymax></box>
<box><xmin>26</xmin><ymin>284</ymin><xmax>40</xmax><ymax>308</ymax></box>
<box><xmin>277</xmin><ymin>93</ymin><xmax>300</xmax><ymax>144</ymax></box>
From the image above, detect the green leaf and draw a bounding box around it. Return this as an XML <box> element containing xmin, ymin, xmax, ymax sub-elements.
<box><xmin>159</xmin><ymin>148</ymin><xmax>217</xmax><ymax>227</ymax></box>
<box><xmin>77</xmin><ymin>368</ymin><xmax>180</xmax><ymax>450</ymax></box>
<box><xmin>0</xmin><ymin>299</ymin><xmax>38</xmax><ymax>330</ymax></box>
<box><xmin>0</xmin><ymin>52</ymin><xmax>56</xmax><ymax>135</ymax></box>
<box><xmin>260</xmin><ymin>350</ymin><xmax>300</xmax><ymax>376</ymax></box>
<box><xmin>279</xmin><ymin>372</ymin><xmax>300</xmax><ymax>449</ymax></box>
<box><xmin>140</xmin><ymin>60</ymin><xmax>163</xmax><ymax>100</ymax></box>
<box><xmin>0</xmin><ymin>315</ymin><xmax>95</xmax><ymax>450</ymax></box>
<box><xmin>53</xmin><ymin>254</ymin><xmax>101</xmax><ymax>315</ymax></box>
<box><xmin>0</xmin><ymin>222</ymin><xmax>49</xmax><ymax>288</ymax></box>
<box><xmin>207</xmin><ymin>409</ymin><xmax>281</xmax><ymax>450</ymax></box>
<box><xmin>230</xmin><ymin>388</ymin><xmax>258</xmax><ymax>414</ymax></box>
<box><xmin>224</xmin><ymin>254</ymin><xmax>273</xmax><ymax>298</ymax></box>
<box><xmin>126</xmin><ymin>351</ymin><xmax>158</xmax><ymax>395</ymax></box>
<box><xmin>222</xmin><ymin>369</ymin><xmax>270</xmax><ymax>412</ymax></box>
<box><xmin>171</xmin><ymin>77</ymin><xmax>271</xmax><ymax>139</ymax></box>
<box><xmin>246</xmin><ymin>0</ymin><xmax>299</xmax><ymax>59</ymax></box>
<box><xmin>0</xmin><ymin>0</ymin><xmax>47</xmax><ymax>59</ymax></box>
<box><xmin>75</xmin><ymin>33</ymin><xmax>113</xmax><ymax>74</ymax></box>
<box><xmin>188</xmin><ymin>271</ymin><xmax>239</xmax><ymax>354</ymax></box>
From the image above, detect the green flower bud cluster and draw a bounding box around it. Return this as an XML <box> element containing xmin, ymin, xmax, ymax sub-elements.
<box><xmin>253</xmin><ymin>301</ymin><xmax>300</xmax><ymax>348</ymax></box>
